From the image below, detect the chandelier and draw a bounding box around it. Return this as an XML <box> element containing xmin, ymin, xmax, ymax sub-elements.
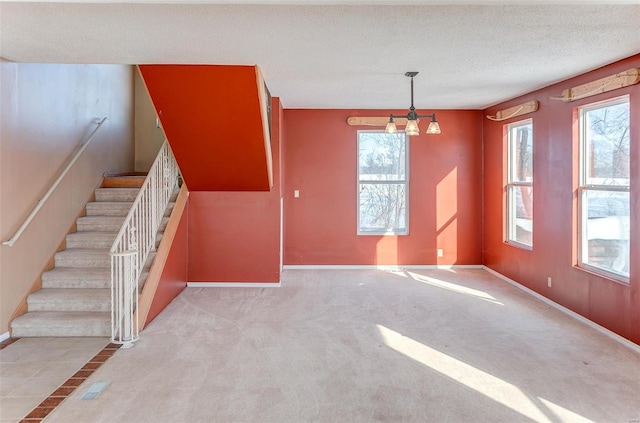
<box><xmin>385</xmin><ymin>72</ymin><xmax>441</xmax><ymax>136</ymax></box>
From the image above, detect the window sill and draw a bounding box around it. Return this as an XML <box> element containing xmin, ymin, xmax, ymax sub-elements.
<box><xmin>505</xmin><ymin>240</ymin><xmax>533</xmax><ymax>251</ymax></box>
<box><xmin>358</xmin><ymin>231</ymin><xmax>409</xmax><ymax>236</ymax></box>
<box><xmin>573</xmin><ymin>264</ymin><xmax>629</xmax><ymax>286</ymax></box>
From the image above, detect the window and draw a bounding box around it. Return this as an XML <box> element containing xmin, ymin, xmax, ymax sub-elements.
<box><xmin>578</xmin><ymin>97</ymin><xmax>630</xmax><ymax>281</ymax></box>
<box><xmin>357</xmin><ymin>131</ymin><xmax>408</xmax><ymax>235</ymax></box>
<box><xmin>506</xmin><ymin>120</ymin><xmax>533</xmax><ymax>248</ymax></box>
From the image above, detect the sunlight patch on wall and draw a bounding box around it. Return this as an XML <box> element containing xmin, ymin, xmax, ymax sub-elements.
<box><xmin>436</xmin><ymin>167</ymin><xmax>458</xmax><ymax>262</ymax></box>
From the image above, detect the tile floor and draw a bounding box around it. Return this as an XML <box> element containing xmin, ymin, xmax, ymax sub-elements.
<box><xmin>0</xmin><ymin>337</ymin><xmax>118</xmax><ymax>423</ymax></box>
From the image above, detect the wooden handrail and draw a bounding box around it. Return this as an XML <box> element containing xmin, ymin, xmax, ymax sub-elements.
<box><xmin>3</xmin><ymin>117</ymin><xmax>108</xmax><ymax>247</ymax></box>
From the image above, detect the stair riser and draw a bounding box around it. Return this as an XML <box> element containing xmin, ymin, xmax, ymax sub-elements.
<box><xmin>66</xmin><ymin>238</ymin><xmax>115</xmax><ymax>249</ymax></box>
<box><xmin>95</xmin><ymin>190</ymin><xmax>139</xmax><ymax>202</ymax></box>
<box><xmin>55</xmin><ymin>256</ymin><xmax>110</xmax><ymax>269</ymax></box>
<box><xmin>67</xmin><ymin>236</ymin><xmax>162</xmax><ymax>250</ymax></box>
<box><xmin>27</xmin><ymin>300</ymin><xmax>110</xmax><ymax>312</ymax></box>
<box><xmin>87</xmin><ymin>203</ymin><xmax>173</xmax><ymax>217</ymax></box>
<box><xmin>103</xmin><ymin>176</ymin><xmax>146</xmax><ymax>188</ymax></box>
<box><xmin>77</xmin><ymin>221</ymin><xmax>124</xmax><ymax>232</ymax></box>
<box><xmin>42</xmin><ymin>279</ymin><xmax>110</xmax><ymax>289</ymax></box>
<box><xmin>67</xmin><ymin>233</ymin><xmax>116</xmax><ymax>250</ymax></box>
<box><xmin>11</xmin><ymin>325</ymin><xmax>110</xmax><ymax>338</ymax></box>
<box><xmin>86</xmin><ymin>203</ymin><xmax>133</xmax><ymax>216</ymax></box>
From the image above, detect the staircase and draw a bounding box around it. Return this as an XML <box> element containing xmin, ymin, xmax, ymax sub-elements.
<box><xmin>11</xmin><ymin>176</ymin><xmax>176</xmax><ymax>337</ymax></box>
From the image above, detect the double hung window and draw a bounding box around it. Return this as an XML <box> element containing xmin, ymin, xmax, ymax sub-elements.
<box><xmin>506</xmin><ymin>120</ymin><xmax>533</xmax><ymax>248</ymax></box>
<box><xmin>357</xmin><ymin>131</ymin><xmax>408</xmax><ymax>235</ymax></box>
<box><xmin>578</xmin><ymin>97</ymin><xmax>630</xmax><ymax>281</ymax></box>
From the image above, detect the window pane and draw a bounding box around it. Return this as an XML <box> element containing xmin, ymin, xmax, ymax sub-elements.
<box><xmin>582</xmin><ymin>190</ymin><xmax>629</xmax><ymax>277</ymax></box>
<box><xmin>508</xmin><ymin>185</ymin><xmax>533</xmax><ymax>246</ymax></box>
<box><xmin>584</xmin><ymin>100</ymin><xmax>630</xmax><ymax>186</ymax></box>
<box><xmin>358</xmin><ymin>132</ymin><xmax>406</xmax><ymax>181</ymax></box>
<box><xmin>509</xmin><ymin>122</ymin><xmax>533</xmax><ymax>183</ymax></box>
<box><xmin>358</xmin><ymin>184</ymin><xmax>406</xmax><ymax>233</ymax></box>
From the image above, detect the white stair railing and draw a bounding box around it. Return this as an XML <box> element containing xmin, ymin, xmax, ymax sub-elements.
<box><xmin>110</xmin><ymin>141</ymin><xmax>180</xmax><ymax>347</ymax></box>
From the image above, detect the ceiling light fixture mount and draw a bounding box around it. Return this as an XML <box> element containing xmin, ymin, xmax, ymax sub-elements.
<box><xmin>385</xmin><ymin>72</ymin><xmax>441</xmax><ymax>136</ymax></box>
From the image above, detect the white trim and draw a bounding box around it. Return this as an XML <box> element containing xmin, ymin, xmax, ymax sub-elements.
<box><xmin>187</xmin><ymin>282</ymin><xmax>281</xmax><ymax>288</ymax></box>
<box><xmin>279</xmin><ymin>197</ymin><xmax>284</xmax><ymax>273</ymax></box>
<box><xmin>282</xmin><ymin>264</ymin><xmax>483</xmax><ymax>270</ymax></box>
<box><xmin>0</xmin><ymin>331</ymin><xmax>10</xmax><ymax>342</ymax></box>
<box><xmin>483</xmin><ymin>266</ymin><xmax>640</xmax><ymax>355</ymax></box>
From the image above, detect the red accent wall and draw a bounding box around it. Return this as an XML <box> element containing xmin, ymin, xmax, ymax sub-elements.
<box><xmin>146</xmin><ymin>200</ymin><xmax>189</xmax><ymax>325</ymax></box>
<box><xmin>138</xmin><ymin>65</ymin><xmax>271</xmax><ymax>191</ymax></box>
<box><xmin>283</xmin><ymin>109</ymin><xmax>483</xmax><ymax>265</ymax></box>
<box><xmin>483</xmin><ymin>54</ymin><xmax>640</xmax><ymax>344</ymax></box>
<box><xmin>187</xmin><ymin>98</ymin><xmax>283</xmax><ymax>283</ymax></box>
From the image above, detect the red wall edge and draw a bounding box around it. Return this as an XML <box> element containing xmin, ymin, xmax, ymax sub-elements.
<box><xmin>145</xmin><ymin>199</ymin><xmax>189</xmax><ymax>325</ymax></box>
<box><xmin>283</xmin><ymin>109</ymin><xmax>483</xmax><ymax>265</ymax></box>
<box><xmin>187</xmin><ymin>98</ymin><xmax>283</xmax><ymax>283</ymax></box>
<box><xmin>138</xmin><ymin>64</ymin><xmax>271</xmax><ymax>191</ymax></box>
<box><xmin>483</xmin><ymin>54</ymin><xmax>640</xmax><ymax>344</ymax></box>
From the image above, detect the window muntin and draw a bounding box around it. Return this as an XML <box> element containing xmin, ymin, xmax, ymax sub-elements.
<box><xmin>506</xmin><ymin>120</ymin><xmax>533</xmax><ymax>248</ymax></box>
<box><xmin>357</xmin><ymin>131</ymin><xmax>408</xmax><ymax>235</ymax></box>
<box><xmin>578</xmin><ymin>97</ymin><xmax>630</xmax><ymax>281</ymax></box>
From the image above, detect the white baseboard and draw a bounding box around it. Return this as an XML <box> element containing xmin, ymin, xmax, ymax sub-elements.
<box><xmin>483</xmin><ymin>266</ymin><xmax>640</xmax><ymax>355</ymax></box>
<box><xmin>0</xmin><ymin>332</ymin><xmax>10</xmax><ymax>342</ymax></box>
<box><xmin>187</xmin><ymin>282</ymin><xmax>281</xmax><ymax>288</ymax></box>
<box><xmin>282</xmin><ymin>264</ymin><xmax>483</xmax><ymax>270</ymax></box>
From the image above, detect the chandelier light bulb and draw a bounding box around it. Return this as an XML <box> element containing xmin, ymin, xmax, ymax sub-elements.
<box><xmin>405</xmin><ymin>119</ymin><xmax>420</xmax><ymax>136</ymax></box>
<box><xmin>385</xmin><ymin>117</ymin><xmax>398</xmax><ymax>134</ymax></box>
<box><xmin>426</xmin><ymin>120</ymin><xmax>441</xmax><ymax>134</ymax></box>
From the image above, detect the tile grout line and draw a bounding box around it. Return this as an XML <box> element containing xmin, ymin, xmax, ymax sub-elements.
<box><xmin>19</xmin><ymin>342</ymin><xmax>122</xmax><ymax>423</ymax></box>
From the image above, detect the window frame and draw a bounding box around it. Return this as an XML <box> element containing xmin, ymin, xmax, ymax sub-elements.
<box><xmin>356</xmin><ymin>130</ymin><xmax>409</xmax><ymax>236</ymax></box>
<box><xmin>506</xmin><ymin>119</ymin><xmax>534</xmax><ymax>250</ymax></box>
<box><xmin>577</xmin><ymin>96</ymin><xmax>630</xmax><ymax>283</ymax></box>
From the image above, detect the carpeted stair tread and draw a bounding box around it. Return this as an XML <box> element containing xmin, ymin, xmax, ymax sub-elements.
<box><xmin>42</xmin><ymin>267</ymin><xmax>111</xmax><ymax>289</ymax></box>
<box><xmin>11</xmin><ymin>311</ymin><xmax>111</xmax><ymax>337</ymax></box>
<box><xmin>85</xmin><ymin>201</ymin><xmax>134</xmax><ymax>216</ymax></box>
<box><xmin>27</xmin><ymin>288</ymin><xmax>110</xmax><ymax>312</ymax></box>
<box><xmin>76</xmin><ymin>216</ymin><xmax>126</xmax><ymax>232</ymax></box>
<box><xmin>66</xmin><ymin>231</ymin><xmax>118</xmax><ymax>249</ymax></box>
<box><xmin>94</xmin><ymin>188</ymin><xmax>140</xmax><ymax>202</ymax></box>
<box><xmin>54</xmin><ymin>249</ymin><xmax>111</xmax><ymax>268</ymax></box>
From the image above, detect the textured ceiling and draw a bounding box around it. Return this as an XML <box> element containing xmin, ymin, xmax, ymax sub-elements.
<box><xmin>1</xmin><ymin>2</ymin><xmax>639</xmax><ymax>109</ymax></box>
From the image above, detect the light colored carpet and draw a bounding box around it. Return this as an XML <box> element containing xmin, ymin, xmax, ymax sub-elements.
<box><xmin>45</xmin><ymin>269</ymin><xmax>640</xmax><ymax>422</ymax></box>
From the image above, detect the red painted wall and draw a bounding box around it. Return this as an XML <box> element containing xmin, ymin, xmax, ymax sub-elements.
<box><xmin>146</xmin><ymin>200</ymin><xmax>189</xmax><ymax>325</ymax></box>
<box><xmin>138</xmin><ymin>65</ymin><xmax>271</xmax><ymax>191</ymax></box>
<box><xmin>283</xmin><ymin>109</ymin><xmax>483</xmax><ymax>265</ymax></box>
<box><xmin>187</xmin><ymin>98</ymin><xmax>283</xmax><ymax>283</ymax></box>
<box><xmin>483</xmin><ymin>55</ymin><xmax>640</xmax><ymax>344</ymax></box>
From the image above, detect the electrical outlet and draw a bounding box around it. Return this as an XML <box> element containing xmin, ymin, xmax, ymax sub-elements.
<box><xmin>547</xmin><ymin>277</ymin><xmax>552</xmax><ymax>288</ymax></box>
<box><xmin>294</xmin><ymin>190</ymin><xmax>300</xmax><ymax>198</ymax></box>
<box><xmin>437</xmin><ymin>249</ymin><xmax>444</xmax><ymax>258</ymax></box>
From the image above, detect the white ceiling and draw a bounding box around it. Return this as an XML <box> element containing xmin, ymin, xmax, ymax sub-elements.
<box><xmin>1</xmin><ymin>1</ymin><xmax>639</xmax><ymax>109</ymax></box>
